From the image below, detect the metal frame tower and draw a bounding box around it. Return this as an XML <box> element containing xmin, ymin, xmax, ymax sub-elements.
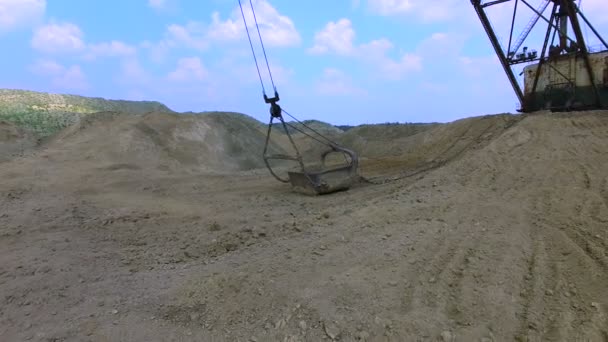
<box><xmin>471</xmin><ymin>0</ymin><xmax>608</xmax><ymax>112</ymax></box>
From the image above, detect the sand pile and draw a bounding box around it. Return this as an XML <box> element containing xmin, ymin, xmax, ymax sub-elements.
<box><xmin>0</xmin><ymin>120</ymin><xmax>37</xmax><ymax>163</ymax></box>
<box><xmin>44</xmin><ymin>111</ymin><xmax>286</xmax><ymax>173</ymax></box>
<box><xmin>348</xmin><ymin>114</ymin><xmax>521</xmax><ymax>178</ymax></box>
<box><xmin>2</xmin><ymin>110</ymin><xmax>607</xmax><ymax>341</ymax></box>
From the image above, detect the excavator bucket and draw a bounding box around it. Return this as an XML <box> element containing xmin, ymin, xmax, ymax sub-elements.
<box><xmin>286</xmin><ymin>146</ymin><xmax>359</xmax><ymax>195</ymax></box>
<box><xmin>262</xmin><ymin>113</ymin><xmax>359</xmax><ymax>195</ymax></box>
<box><xmin>288</xmin><ymin>167</ymin><xmax>357</xmax><ymax>195</ymax></box>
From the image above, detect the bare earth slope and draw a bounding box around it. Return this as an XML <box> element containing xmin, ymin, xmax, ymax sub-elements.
<box><xmin>0</xmin><ymin>120</ymin><xmax>37</xmax><ymax>163</ymax></box>
<box><xmin>1</xmin><ymin>111</ymin><xmax>607</xmax><ymax>341</ymax></box>
<box><xmin>44</xmin><ymin>111</ymin><xmax>285</xmax><ymax>173</ymax></box>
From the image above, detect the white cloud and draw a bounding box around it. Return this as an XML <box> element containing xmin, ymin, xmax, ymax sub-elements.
<box><xmin>309</xmin><ymin>19</ymin><xmax>422</xmax><ymax>80</ymax></box>
<box><xmin>366</xmin><ymin>0</ymin><xmax>460</xmax><ymax>22</ymax></box>
<box><xmin>148</xmin><ymin>0</ymin><xmax>166</xmax><ymax>9</ymax></box>
<box><xmin>31</xmin><ymin>22</ymin><xmax>85</xmax><ymax>54</ymax></box>
<box><xmin>148</xmin><ymin>0</ymin><xmax>178</xmax><ymax>12</ymax></box>
<box><xmin>207</xmin><ymin>12</ymin><xmax>240</xmax><ymax>41</ymax></box>
<box><xmin>168</xmin><ymin>57</ymin><xmax>207</xmax><ymax>82</ymax></box>
<box><xmin>358</xmin><ymin>38</ymin><xmax>422</xmax><ymax>78</ymax></box>
<box><xmin>208</xmin><ymin>0</ymin><xmax>301</xmax><ymax>47</ymax></box>
<box><xmin>316</xmin><ymin>68</ymin><xmax>367</xmax><ymax>96</ymax></box>
<box><xmin>308</xmin><ymin>19</ymin><xmax>355</xmax><ymax>55</ymax></box>
<box><xmin>143</xmin><ymin>1</ymin><xmax>299</xmax><ymax>63</ymax></box>
<box><xmin>367</xmin><ymin>0</ymin><xmax>413</xmax><ymax>15</ymax></box>
<box><xmin>167</xmin><ymin>22</ymin><xmax>207</xmax><ymax>50</ymax></box>
<box><xmin>86</xmin><ymin>40</ymin><xmax>137</xmax><ymax>60</ymax></box>
<box><xmin>0</xmin><ymin>0</ymin><xmax>45</xmax><ymax>33</ymax></box>
<box><xmin>358</xmin><ymin>37</ymin><xmax>393</xmax><ymax>57</ymax></box>
<box><xmin>31</xmin><ymin>21</ymin><xmax>137</xmax><ymax>61</ymax></box>
<box><xmin>380</xmin><ymin>53</ymin><xmax>423</xmax><ymax>78</ymax></box>
<box><xmin>142</xmin><ymin>21</ymin><xmax>207</xmax><ymax>63</ymax></box>
<box><xmin>29</xmin><ymin>59</ymin><xmax>88</xmax><ymax>91</ymax></box>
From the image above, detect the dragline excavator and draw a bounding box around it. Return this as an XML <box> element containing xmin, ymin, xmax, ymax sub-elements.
<box><xmin>471</xmin><ymin>0</ymin><xmax>608</xmax><ymax>112</ymax></box>
<box><xmin>238</xmin><ymin>0</ymin><xmax>359</xmax><ymax>196</ymax></box>
<box><xmin>242</xmin><ymin>0</ymin><xmax>608</xmax><ymax>195</ymax></box>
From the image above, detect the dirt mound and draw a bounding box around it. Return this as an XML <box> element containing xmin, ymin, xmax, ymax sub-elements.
<box><xmin>0</xmin><ymin>120</ymin><xmax>37</xmax><ymax>162</ymax></box>
<box><xmin>352</xmin><ymin>114</ymin><xmax>522</xmax><ymax>179</ymax></box>
<box><xmin>275</xmin><ymin>114</ymin><xmax>520</xmax><ymax>182</ymax></box>
<box><xmin>45</xmin><ymin>111</ymin><xmax>286</xmax><ymax>173</ymax></box>
<box><xmin>1</xmin><ymin>110</ymin><xmax>607</xmax><ymax>341</ymax></box>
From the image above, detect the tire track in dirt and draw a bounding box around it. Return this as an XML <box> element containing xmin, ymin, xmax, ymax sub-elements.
<box><xmin>561</xmin><ymin>224</ymin><xmax>608</xmax><ymax>270</ymax></box>
<box><xmin>514</xmin><ymin>220</ymin><xmax>542</xmax><ymax>342</ymax></box>
<box><xmin>537</xmin><ymin>221</ymin><xmax>608</xmax><ymax>340</ymax></box>
<box><xmin>579</xmin><ymin>163</ymin><xmax>592</xmax><ymax>190</ymax></box>
<box><xmin>521</xmin><ymin>179</ymin><xmax>608</xmax><ymax>340</ymax></box>
<box><xmin>600</xmin><ymin>177</ymin><xmax>608</xmax><ymax>215</ymax></box>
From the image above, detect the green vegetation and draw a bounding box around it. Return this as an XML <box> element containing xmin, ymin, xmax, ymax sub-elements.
<box><xmin>0</xmin><ymin>109</ymin><xmax>80</xmax><ymax>137</ymax></box>
<box><xmin>0</xmin><ymin>89</ymin><xmax>173</xmax><ymax>137</ymax></box>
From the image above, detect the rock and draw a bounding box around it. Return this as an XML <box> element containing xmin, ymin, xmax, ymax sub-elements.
<box><xmin>209</xmin><ymin>222</ymin><xmax>221</xmax><ymax>231</ymax></box>
<box><xmin>298</xmin><ymin>320</ymin><xmax>307</xmax><ymax>330</ymax></box>
<box><xmin>111</xmin><ymin>309</ymin><xmax>119</xmax><ymax>315</ymax></box>
<box><xmin>275</xmin><ymin>318</ymin><xmax>286</xmax><ymax>329</ymax></box>
<box><xmin>591</xmin><ymin>302</ymin><xmax>600</xmax><ymax>309</ymax></box>
<box><xmin>545</xmin><ymin>289</ymin><xmax>554</xmax><ymax>296</ymax></box>
<box><xmin>324</xmin><ymin>321</ymin><xmax>341</xmax><ymax>340</ymax></box>
<box><xmin>357</xmin><ymin>331</ymin><xmax>370</xmax><ymax>340</ymax></box>
<box><xmin>441</xmin><ymin>330</ymin><xmax>454</xmax><ymax>342</ymax></box>
<box><xmin>388</xmin><ymin>281</ymin><xmax>398</xmax><ymax>287</ymax></box>
<box><xmin>429</xmin><ymin>277</ymin><xmax>437</xmax><ymax>284</ymax></box>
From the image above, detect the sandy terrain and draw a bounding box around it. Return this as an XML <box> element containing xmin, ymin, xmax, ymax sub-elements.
<box><xmin>1</xmin><ymin>110</ymin><xmax>607</xmax><ymax>341</ymax></box>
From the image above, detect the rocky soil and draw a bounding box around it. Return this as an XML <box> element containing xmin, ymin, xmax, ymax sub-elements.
<box><xmin>1</xmin><ymin>110</ymin><xmax>607</xmax><ymax>341</ymax></box>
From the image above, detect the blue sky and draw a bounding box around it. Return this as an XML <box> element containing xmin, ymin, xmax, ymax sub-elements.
<box><xmin>1</xmin><ymin>0</ymin><xmax>607</xmax><ymax>125</ymax></box>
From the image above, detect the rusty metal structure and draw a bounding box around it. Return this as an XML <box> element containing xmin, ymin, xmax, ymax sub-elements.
<box><xmin>472</xmin><ymin>0</ymin><xmax>608</xmax><ymax>112</ymax></box>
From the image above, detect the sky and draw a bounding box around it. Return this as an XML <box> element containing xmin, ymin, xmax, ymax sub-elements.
<box><xmin>1</xmin><ymin>0</ymin><xmax>607</xmax><ymax>125</ymax></box>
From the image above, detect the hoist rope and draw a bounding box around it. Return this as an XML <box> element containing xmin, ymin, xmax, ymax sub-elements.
<box><xmin>282</xmin><ymin>109</ymin><xmax>339</xmax><ymax>147</ymax></box>
<box><xmin>238</xmin><ymin>0</ymin><xmax>277</xmax><ymax>95</ymax></box>
<box><xmin>249</xmin><ymin>0</ymin><xmax>277</xmax><ymax>91</ymax></box>
<box><xmin>283</xmin><ymin>121</ymin><xmax>331</xmax><ymax>146</ymax></box>
<box><xmin>238</xmin><ymin>0</ymin><xmax>265</xmax><ymax>94</ymax></box>
<box><xmin>238</xmin><ymin>0</ymin><xmax>343</xmax><ymax>150</ymax></box>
